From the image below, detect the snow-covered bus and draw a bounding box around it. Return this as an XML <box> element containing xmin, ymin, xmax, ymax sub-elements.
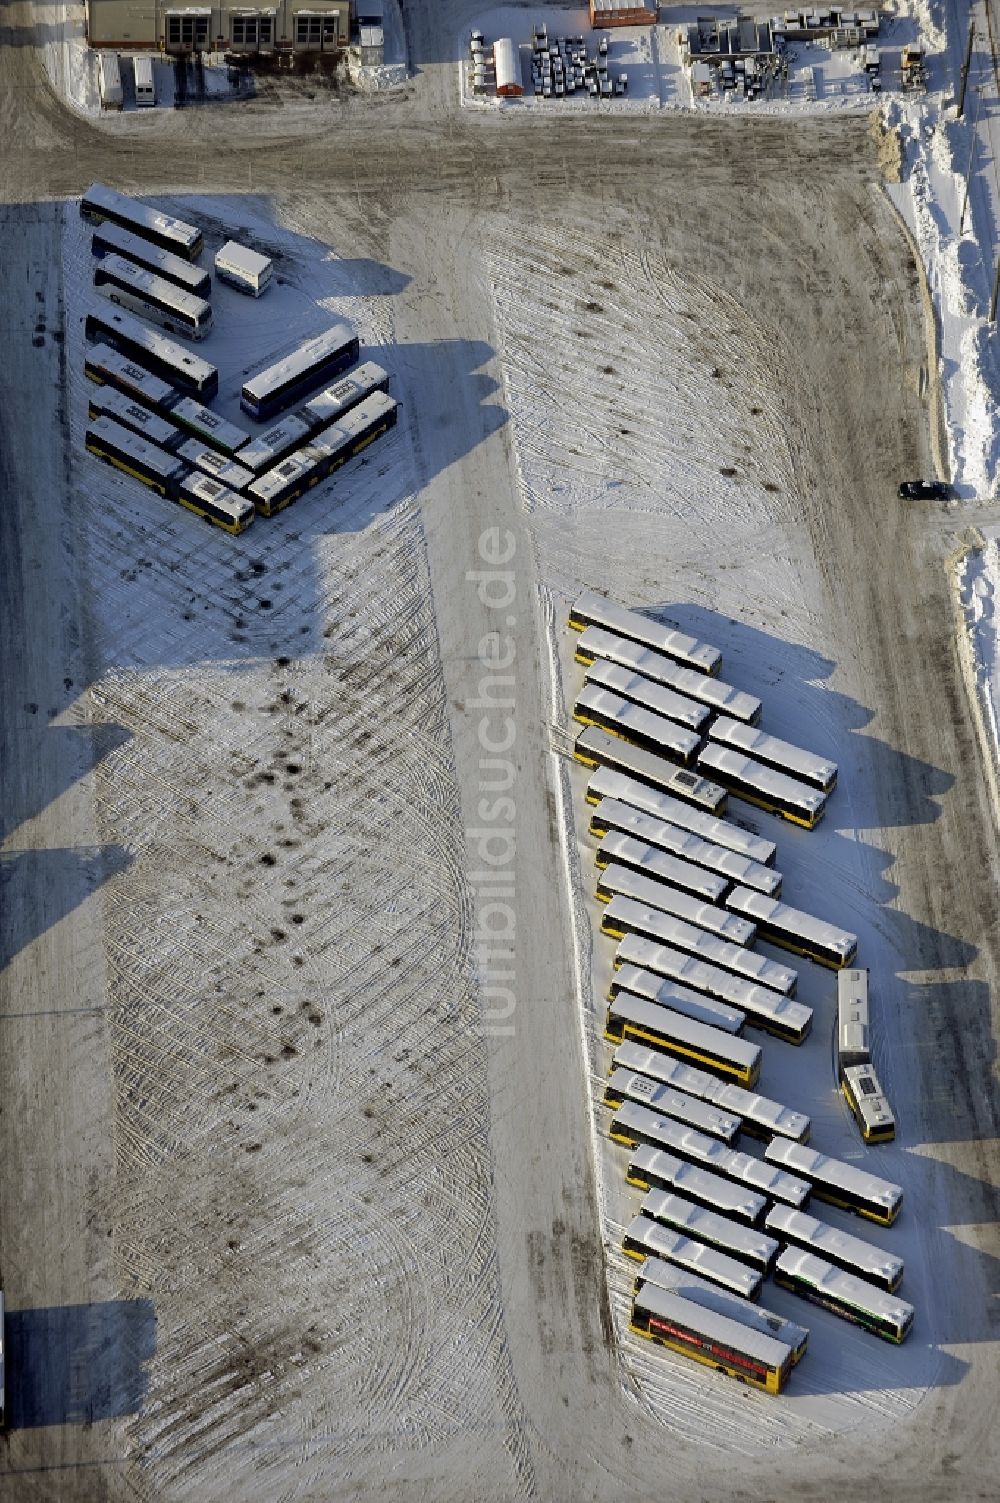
<box><xmin>573</xmin><ymin>625</ymin><xmax>760</xmax><ymax>722</ymax></box>
<box><xmin>94</xmin><ymin>253</ymin><xmax>213</xmax><ymax>341</ymax></box>
<box><xmin>568</xmin><ymin>590</ymin><xmax>722</xmax><ymax>675</ymax></box>
<box><xmin>590</xmin><ymin>797</ymin><xmax>781</xmax><ymax>897</ymax></box>
<box><xmin>763</xmin><ymin>1139</ymin><xmax>902</xmax><ymax>1225</ymax></box>
<box><xmin>612</xmin><ymin>1038</ymin><xmax>809</xmax><ymax>1142</ymax></box>
<box><xmin>605</xmin><ymin>991</ymin><xmax>761</xmax><ymax>1088</ymax></box>
<box><xmin>707</xmin><ymin>715</ymin><xmax>837</xmax><ymax>792</ymax></box>
<box><xmin>630</xmin><ymin>1282</ymin><xmax>793</xmax><ymax>1393</ymax></box>
<box><xmin>724</xmin><ymin>886</ymin><xmax>857</xmax><ymax>970</ymax></box>
<box><xmin>698</xmin><ymin>743</ymin><xmax>828</xmax><ymax>829</ymax></box>
<box><xmin>81</xmin><ymin>181</ymin><xmax>202</xmax><ymax>259</ymax></box>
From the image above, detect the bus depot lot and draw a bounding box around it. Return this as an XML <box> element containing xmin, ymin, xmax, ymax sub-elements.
<box><xmin>461</xmin><ymin>3</ymin><xmax>927</xmax><ymax>111</ymax></box>
<box><xmin>2</xmin><ymin>5</ymin><xmax>1000</xmax><ymax>1500</ymax></box>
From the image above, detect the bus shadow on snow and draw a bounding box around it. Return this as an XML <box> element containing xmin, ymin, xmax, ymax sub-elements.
<box><xmin>0</xmin><ymin>846</ymin><xmax>133</xmax><ymax>972</ymax></box>
<box><xmin>4</xmin><ymin>1299</ymin><xmax>156</xmax><ymax>1429</ymax></box>
<box><xmin>9</xmin><ymin>193</ymin><xmax>506</xmax><ymax>976</ymax></box>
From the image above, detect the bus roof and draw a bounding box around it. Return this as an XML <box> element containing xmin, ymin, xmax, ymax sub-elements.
<box><xmin>614</xmin><ymin>1040</ymin><xmax>810</xmax><ymax>1142</ymax></box>
<box><xmin>608</xmin><ymin>1069</ymin><xmax>741</xmax><ymax>1141</ymax></box>
<box><xmin>171</xmin><ymin>397</ymin><xmax>251</xmax><ymax>455</ymax></box>
<box><xmin>87</xmin><ymin>415</ymin><xmax>185</xmax><ymax>482</ymax></box>
<box><xmin>598</xmin><ymin>831</ymin><xmax>728</xmax><ymax>905</ymax></box>
<box><xmin>708</xmin><ymin>715</ymin><xmax>837</xmax><ymax>789</ymax></box>
<box><xmin>242</xmin><ymin>321</ymin><xmax>357</xmax><ymax>403</ymax></box>
<box><xmin>842</xmin><ymin>1064</ymin><xmax>895</xmax><ymax>1133</ymax></box>
<box><xmin>585</xmin><ymin>658</ymin><xmax>710</xmax><ymax>731</ymax></box>
<box><xmin>631</xmin><ymin>1128</ymin><xmax>811</xmax><ymax>1207</ymax></box>
<box><xmin>578</xmin><ymin>727</ymin><xmax>724</xmax><ymax>806</ymax></box>
<box><xmin>763</xmin><ymin>1139</ymin><xmax>902</xmax><ymax>1215</ymax></box>
<box><xmin>697</xmin><ymin>742</ymin><xmax>828</xmax><ymax>818</ymax></box>
<box><xmin>85</xmin><ymin>343</ymin><xmax>177</xmax><ymax>407</ymax></box>
<box><xmin>85</xmin><ymin>306</ymin><xmax>217</xmax><ymax>387</ymax></box>
<box><xmin>576</xmin><ymin>685</ymin><xmax>702</xmax><ymax>761</ymax></box>
<box><xmin>632</xmin><ymin>1280</ymin><xmax>791</xmax><ymax>1366</ymax></box>
<box><xmin>238</xmin><ymin>413</ymin><xmax>313</xmax><ymax>472</ymax></box>
<box><xmin>98</xmin><ymin>253</ymin><xmax>210</xmax><ymax>319</ymax></box>
<box><xmin>764</xmin><ymin>1205</ymin><xmax>903</xmax><ymax>1287</ymax></box>
<box><xmin>575</xmin><ymin>626</ymin><xmax>761</xmax><ymax>722</ymax></box>
<box><xmin>635</xmin><ymin>1258</ymin><xmax>808</xmax><ymax>1358</ymax></box>
<box><xmin>586</xmin><ymin>765</ymin><xmax>775</xmax><ymax>865</ymax></box>
<box><xmin>725</xmin><ymin>886</ymin><xmax>858</xmax><ymax>960</ymax></box>
<box><xmin>615</xmin><ymin>932</ymin><xmax>804</xmax><ymax>1021</ymax></box>
<box><xmin>88</xmin><ymin>383</ymin><xmax>181</xmax><ymax>449</ymax></box>
<box><xmin>180</xmin><ymin>471</ymin><xmax>253</xmax><ymax>521</ymax></box>
<box><xmin>614</xmin><ymin>963</ymin><xmax>745</xmax><ymax>1034</ymax></box>
<box><xmin>248</xmin><ymin>447</ymin><xmax>318</xmax><ymax>507</ymax></box>
<box><xmin>613</xmin><ymin>915</ymin><xmax>798</xmax><ymax>996</ymax></box>
<box><xmin>571</xmin><ymin>590</ymin><xmax>723</xmax><ymax>674</ymax></box>
<box><xmin>593</xmin><ymin>798</ymin><xmax>782</xmax><ymax>896</ymax></box>
<box><xmin>625</xmin><ymin>1218</ymin><xmax>762</xmax><ymax>1299</ymax></box>
<box><xmin>599</xmin><ymin>866</ymin><xmax>755</xmax><ymax>946</ymax></box>
<box><xmin>642</xmin><ymin>1188</ymin><xmax>778</xmax><ymax>1266</ymax></box>
<box><xmin>301</xmin><ymin>360</ymin><xmax>390</xmax><ymax>427</ymax></box>
<box><xmin>82</xmin><ymin>182</ymin><xmax>202</xmax><ymax>255</ymax></box>
<box><xmin>629</xmin><ymin>1144</ymin><xmax>768</xmax><ymax>1220</ymax></box>
<box><xmin>775</xmin><ymin>1248</ymin><xmax>914</xmax><ymax>1328</ymax></box>
<box><xmin>608</xmin><ymin>992</ymin><xmax>762</xmax><ymax>1072</ymax></box>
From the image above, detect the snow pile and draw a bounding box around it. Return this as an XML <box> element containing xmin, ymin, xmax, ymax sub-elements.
<box><xmin>958</xmin><ymin>534</ymin><xmax>1000</xmax><ymax>762</ymax></box>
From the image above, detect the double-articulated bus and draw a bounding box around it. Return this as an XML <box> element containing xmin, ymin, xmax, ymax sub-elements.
<box><xmin>698</xmin><ymin>743</ymin><xmax>828</xmax><ymax>829</ymax></box>
<box><xmin>241</xmin><ymin>321</ymin><xmax>360</xmax><ymax>422</ymax></box>
<box><xmin>724</xmin><ymin>887</ymin><xmax>858</xmax><ymax>970</ymax></box>
<box><xmin>596</xmin><ymin>831</ymin><xmax>728</xmax><ymax>906</ymax></box>
<box><xmin>641</xmin><ymin>1189</ymin><xmax>778</xmax><ymax>1272</ymax></box>
<box><xmin>591</xmin><ymin>797</ymin><xmax>782</xmax><ymax>898</ymax></box>
<box><xmin>842</xmin><ymin>1064</ymin><xmax>896</xmax><ymax>1144</ymax></box>
<box><xmin>575</xmin><ymin>729</ymin><xmax>726</xmax><ymax>810</ymax></box>
<box><xmin>708</xmin><ymin>716</ymin><xmax>838</xmax><ymax>793</ymax></box>
<box><xmin>622</xmin><ymin>1218</ymin><xmax>763</xmax><ymax>1301</ymax></box>
<box><xmin>85</xmin><ymin>417</ymin><xmax>252</xmax><ymax>534</ymax></box>
<box><xmin>623</xmin><ymin>1145</ymin><xmax>766</xmax><ymax>1223</ymax></box>
<box><xmin>764</xmin><ymin>1205</ymin><xmax>903</xmax><ymax>1293</ymax></box>
<box><xmin>613</xmin><ymin>933</ymin><xmax>805</xmax><ymax>1040</ymax></box>
<box><xmin>604</xmin><ymin>1069</ymin><xmax>741</xmax><ymax>1143</ymax></box>
<box><xmin>300</xmin><ymin>360</ymin><xmax>391</xmax><ymax>431</ymax></box>
<box><xmin>176</xmin><ymin>439</ymin><xmax>254</xmax><ymax>493</ymax></box>
<box><xmin>237</xmin><ymin>413</ymin><xmax>314</xmax><ymax>474</ymax></box>
<box><xmin>773</xmin><ymin>1248</ymin><xmax>913</xmax><ymax>1344</ymax></box>
<box><xmin>169</xmin><ymin>397</ymin><xmax>251</xmax><ymax>459</ymax></box>
<box><xmin>612</xmin><ymin>1040</ymin><xmax>810</xmax><ymax>1144</ymax></box>
<box><xmin>633</xmin><ymin>1259</ymin><xmax>809</xmax><ymax>1365</ymax></box>
<box><xmin>94</xmin><ymin>253</ymin><xmax>213</xmax><ymax>341</ymax></box>
<box><xmin>247</xmin><ymin>393</ymin><xmax>399</xmax><ymax>517</ymax></box>
<box><xmin>85</xmin><ymin>308</ymin><xmax>218</xmax><ymax>400</ymax></box>
<box><xmin>763</xmin><ymin>1139</ymin><xmax>902</xmax><ymax>1225</ymax></box>
<box><xmin>80</xmin><ymin>181</ymin><xmax>203</xmax><ymax>260</ymax></box>
<box><xmin>574</xmin><ymin>685</ymin><xmax>701</xmax><ymax>768</ymax></box>
<box><xmin>574</xmin><ymin>625</ymin><xmax>761</xmax><ymax>723</ymax></box>
<box><xmin>596</xmin><ymin>866</ymin><xmax>755</xmax><ymax>946</ymax></box>
<box><xmin>628</xmin><ymin>1126</ymin><xmax>811</xmax><ymax>1209</ymax></box>
<box><xmin>610</xmin><ymin>912</ymin><xmax>798</xmax><ymax>996</ymax></box>
<box><xmin>568</xmin><ymin>590</ymin><xmax>723</xmax><ymax>675</ymax></box>
<box><xmin>585</xmin><ymin>765</ymin><xmax>774</xmax><ymax>865</ymax></box>
<box><xmin>584</xmin><ymin>657</ymin><xmax>710</xmax><ymax>733</ymax></box>
<box><xmin>91</xmin><ymin>220</ymin><xmax>211</xmax><ymax>297</ymax></box>
<box><xmin>177</xmin><ymin>471</ymin><xmax>255</xmax><ymax>534</ymax></box>
<box><xmin>87</xmin><ymin>383</ymin><xmax>184</xmax><ymax>451</ymax></box>
<box><xmin>605</xmin><ymin>992</ymin><xmax>761</xmax><ymax>1088</ymax></box>
<box><xmin>837</xmin><ymin>967</ymin><xmax>870</xmax><ymax>1070</ymax></box>
<box><xmin>611</xmin><ymin>963</ymin><xmax>744</xmax><ymax>1035</ymax></box>
<box><xmin>630</xmin><ymin>1282</ymin><xmax>793</xmax><ymax>1394</ymax></box>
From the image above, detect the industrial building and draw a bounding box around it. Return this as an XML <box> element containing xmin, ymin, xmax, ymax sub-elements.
<box><xmin>85</xmin><ymin>0</ymin><xmax>351</xmax><ymax>54</ymax></box>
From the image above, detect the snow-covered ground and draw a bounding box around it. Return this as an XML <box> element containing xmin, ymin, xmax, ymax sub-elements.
<box><xmin>485</xmin><ymin>215</ymin><xmax>943</xmax><ymax>1433</ymax></box>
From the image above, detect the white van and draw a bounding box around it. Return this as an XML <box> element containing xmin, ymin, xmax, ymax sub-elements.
<box><xmin>98</xmin><ymin>52</ymin><xmax>123</xmax><ymax>110</ymax></box>
<box><xmin>134</xmin><ymin>55</ymin><xmax>155</xmax><ymax>107</ymax></box>
<box><xmin>215</xmin><ymin>241</ymin><xmax>273</xmax><ymax>298</ymax></box>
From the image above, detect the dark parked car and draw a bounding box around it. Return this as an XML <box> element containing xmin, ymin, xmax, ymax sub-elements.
<box><xmin>898</xmin><ymin>479</ymin><xmax>953</xmax><ymax>500</ymax></box>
